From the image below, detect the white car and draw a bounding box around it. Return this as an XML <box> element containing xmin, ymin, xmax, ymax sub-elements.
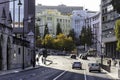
<box><xmin>72</xmin><ymin>62</ymin><xmax>82</xmax><ymax>69</ymax></box>
<box><xmin>88</xmin><ymin>63</ymin><xmax>101</xmax><ymax>72</ymax></box>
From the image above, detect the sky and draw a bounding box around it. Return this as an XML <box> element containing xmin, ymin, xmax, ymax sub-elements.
<box><xmin>36</xmin><ymin>0</ymin><xmax>101</xmax><ymax>11</ymax></box>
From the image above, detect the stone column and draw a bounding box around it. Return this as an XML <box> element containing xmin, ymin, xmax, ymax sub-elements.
<box><xmin>2</xmin><ymin>35</ymin><xmax>7</xmax><ymax>70</ymax></box>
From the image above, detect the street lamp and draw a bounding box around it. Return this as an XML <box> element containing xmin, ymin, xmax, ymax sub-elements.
<box><xmin>17</xmin><ymin>0</ymin><xmax>24</xmax><ymax>69</ymax></box>
<box><xmin>18</xmin><ymin>0</ymin><xmax>22</xmax><ymax>28</ymax></box>
<box><xmin>21</xmin><ymin>16</ymin><xmax>34</xmax><ymax>69</ymax></box>
<box><xmin>18</xmin><ymin>1</ymin><xmax>35</xmax><ymax>69</ymax></box>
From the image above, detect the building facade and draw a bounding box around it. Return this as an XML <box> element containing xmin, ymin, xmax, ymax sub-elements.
<box><xmin>101</xmin><ymin>0</ymin><xmax>120</xmax><ymax>59</ymax></box>
<box><xmin>90</xmin><ymin>12</ymin><xmax>101</xmax><ymax>56</ymax></box>
<box><xmin>0</xmin><ymin>22</ymin><xmax>33</xmax><ymax>70</ymax></box>
<box><xmin>71</xmin><ymin>10</ymin><xmax>87</xmax><ymax>38</ymax></box>
<box><xmin>0</xmin><ymin>0</ymin><xmax>33</xmax><ymax>70</ymax></box>
<box><xmin>10</xmin><ymin>0</ymin><xmax>35</xmax><ymax>36</ymax></box>
<box><xmin>83</xmin><ymin>11</ymin><xmax>101</xmax><ymax>55</ymax></box>
<box><xmin>36</xmin><ymin>9</ymin><xmax>71</xmax><ymax>37</ymax></box>
<box><xmin>36</xmin><ymin>4</ymin><xmax>83</xmax><ymax>15</ymax></box>
<box><xmin>0</xmin><ymin>0</ymin><xmax>11</xmax><ymax>26</ymax></box>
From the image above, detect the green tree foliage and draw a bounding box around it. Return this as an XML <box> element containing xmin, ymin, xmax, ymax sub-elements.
<box><xmin>80</xmin><ymin>27</ymin><xmax>87</xmax><ymax>45</ymax></box>
<box><xmin>86</xmin><ymin>26</ymin><xmax>93</xmax><ymax>46</ymax></box>
<box><xmin>79</xmin><ymin>26</ymin><xmax>93</xmax><ymax>47</ymax></box>
<box><xmin>68</xmin><ymin>29</ymin><xmax>75</xmax><ymax>41</ymax></box>
<box><xmin>56</xmin><ymin>23</ymin><xmax>62</xmax><ymax>35</ymax></box>
<box><xmin>39</xmin><ymin>33</ymin><xmax>76</xmax><ymax>51</ymax></box>
<box><xmin>44</xmin><ymin>24</ymin><xmax>49</xmax><ymax>38</ymax></box>
<box><xmin>111</xmin><ymin>0</ymin><xmax>120</xmax><ymax>14</ymax></box>
<box><xmin>36</xmin><ymin>36</ymin><xmax>42</xmax><ymax>48</ymax></box>
<box><xmin>63</xmin><ymin>37</ymin><xmax>76</xmax><ymax>51</ymax></box>
<box><xmin>115</xmin><ymin>20</ymin><xmax>120</xmax><ymax>51</ymax></box>
<box><xmin>42</xmin><ymin>34</ymin><xmax>54</xmax><ymax>48</ymax></box>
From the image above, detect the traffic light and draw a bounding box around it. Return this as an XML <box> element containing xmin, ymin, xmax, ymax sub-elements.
<box><xmin>111</xmin><ymin>0</ymin><xmax>120</xmax><ymax>14</ymax></box>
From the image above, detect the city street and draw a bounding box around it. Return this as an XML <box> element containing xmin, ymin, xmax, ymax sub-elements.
<box><xmin>0</xmin><ymin>55</ymin><xmax>113</xmax><ymax>80</ymax></box>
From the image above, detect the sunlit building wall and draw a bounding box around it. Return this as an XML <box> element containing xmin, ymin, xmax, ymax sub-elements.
<box><xmin>36</xmin><ymin>9</ymin><xmax>71</xmax><ymax>37</ymax></box>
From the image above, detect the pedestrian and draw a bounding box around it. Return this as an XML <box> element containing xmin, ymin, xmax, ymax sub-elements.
<box><xmin>107</xmin><ymin>60</ymin><xmax>111</xmax><ymax>67</ymax></box>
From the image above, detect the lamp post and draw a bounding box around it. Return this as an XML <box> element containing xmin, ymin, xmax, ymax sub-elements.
<box><xmin>18</xmin><ymin>0</ymin><xmax>22</xmax><ymax>28</ymax></box>
<box><xmin>17</xmin><ymin>0</ymin><xmax>24</xmax><ymax>69</ymax></box>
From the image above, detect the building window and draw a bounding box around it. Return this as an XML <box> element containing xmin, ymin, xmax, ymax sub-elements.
<box><xmin>57</xmin><ymin>19</ymin><xmax>59</xmax><ymax>22</ymax></box>
<box><xmin>107</xmin><ymin>5</ymin><xmax>113</xmax><ymax>12</ymax></box>
<box><xmin>47</xmin><ymin>17</ymin><xmax>52</xmax><ymax>21</ymax></box>
<box><xmin>60</xmin><ymin>19</ymin><xmax>62</xmax><ymax>22</ymax></box>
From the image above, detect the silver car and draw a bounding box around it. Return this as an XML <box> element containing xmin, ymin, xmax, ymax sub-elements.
<box><xmin>72</xmin><ymin>62</ymin><xmax>82</xmax><ymax>69</ymax></box>
<box><xmin>88</xmin><ymin>63</ymin><xmax>101</xmax><ymax>72</ymax></box>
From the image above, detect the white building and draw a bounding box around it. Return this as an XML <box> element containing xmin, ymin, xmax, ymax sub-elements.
<box><xmin>84</xmin><ymin>12</ymin><xmax>101</xmax><ymax>56</ymax></box>
<box><xmin>36</xmin><ymin>9</ymin><xmax>71</xmax><ymax>37</ymax></box>
<box><xmin>71</xmin><ymin>10</ymin><xmax>87</xmax><ymax>38</ymax></box>
<box><xmin>71</xmin><ymin>10</ymin><xmax>97</xmax><ymax>39</ymax></box>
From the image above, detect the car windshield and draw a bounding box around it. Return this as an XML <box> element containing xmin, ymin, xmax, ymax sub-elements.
<box><xmin>74</xmin><ymin>62</ymin><xmax>80</xmax><ymax>64</ymax></box>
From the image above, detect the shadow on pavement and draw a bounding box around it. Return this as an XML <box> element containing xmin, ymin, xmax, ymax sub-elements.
<box><xmin>89</xmin><ymin>71</ymin><xmax>106</xmax><ymax>74</ymax></box>
<box><xmin>0</xmin><ymin>66</ymin><xmax>113</xmax><ymax>80</ymax></box>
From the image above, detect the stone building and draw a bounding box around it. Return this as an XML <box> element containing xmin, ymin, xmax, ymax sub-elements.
<box><xmin>36</xmin><ymin>4</ymin><xmax>83</xmax><ymax>15</ymax></box>
<box><xmin>101</xmin><ymin>0</ymin><xmax>120</xmax><ymax>59</ymax></box>
<box><xmin>0</xmin><ymin>21</ymin><xmax>33</xmax><ymax>70</ymax></box>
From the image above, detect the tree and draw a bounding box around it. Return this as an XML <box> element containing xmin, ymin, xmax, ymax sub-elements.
<box><xmin>86</xmin><ymin>26</ymin><xmax>93</xmax><ymax>47</ymax></box>
<box><xmin>79</xmin><ymin>26</ymin><xmax>93</xmax><ymax>47</ymax></box>
<box><xmin>44</xmin><ymin>24</ymin><xmax>49</xmax><ymax>38</ymax></box>
<box><xmin>115</xmin><ymin>20</ymin><xmax>120</xmax><ymax>51</ymax></box>
<box><xmin>56</xmin><ymin>23</ymin><xmax>62</xmax><ymax>35</ymax></box>
<box><xmin>68</xmin><ymin>29</ymin><xmax>75</xmax><ymax>41</ymax></box>
<box><xmin>111</xmin><ymin>0</ymin><xmax>120</xmax><ymax>14</ymax></box>
<box><xmin>35</xmin><ymin>24</ymin><xmax>40</xmax><ymax>39</ymax></box>
<box><xmin>53</xmin><ymin>33</ymin><xmax>76</xmax><ymax>51</ymax></box>
<box><xmin>41</xmin><ymin>34</ymin><xmax>54</xmax><ymax>48</ymax></box>
<box><xmin>63</xmin><ymin>37</ymin><xmax>76</xmax><ymax>51</ymax></box>
<box><xmin>79</xmin><ymin>27</ymin><xmax>87</xmax><ymax>45</ymax></box>
<box><xmin>36</xmin><ymin>36</ymin><xmax>42</xmax><ymax>48</ymax></box>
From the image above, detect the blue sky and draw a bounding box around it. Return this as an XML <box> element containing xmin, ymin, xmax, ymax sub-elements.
<box><xmin>36</xmin><ymin>0</ymin><xmax>101</xmax><ymax>11</ymax></box>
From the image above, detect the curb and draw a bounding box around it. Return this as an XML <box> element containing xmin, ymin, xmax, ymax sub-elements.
<box><xmin>0</xmin><ymin>66</ymin><xmax>41</xmax><ymax>76</ymax></box>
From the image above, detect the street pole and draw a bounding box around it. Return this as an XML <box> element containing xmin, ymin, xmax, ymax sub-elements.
<box><xmin>13</xmin><ymin>0</ymin><xmax>15</xmax><ymax>28</ymax></box>
<box><xmin>18</xmin><ymin>0</ymin><xmax>23</xmax><ymax>69</ymax></box>
<box><xmin>22</xmin><ymin>19</ymin><xmax>24</xmax><ymax>69</ymax></box>
<box><xmin>33</xmin><ymin>20</ymin><xmax>36</xmax><ymax>67</ymax></box>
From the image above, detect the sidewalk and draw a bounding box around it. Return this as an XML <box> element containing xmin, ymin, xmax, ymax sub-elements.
<box><xmin>0</xmin><ymin>55</ymin><xmax>53</xmax><ymax>76</ymax></box>
<box><xmin>88</xmin><ymin>57</ymin><xmax>120</xmax><ymax>79</ymax></box>
<box><xmin>0</xmin><ymin>65</ymin><xmax>40</xmax><ymax>76</ymax></box>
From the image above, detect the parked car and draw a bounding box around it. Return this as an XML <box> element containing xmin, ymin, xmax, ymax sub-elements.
<box><xmin>81</xmin><ymin>55</ymin><xmax>87</xmax><ymax>60</ymax></box>
<box><xmin>70</xmin><ymin>54</ymin><xmax>76</xmax><ymax>59</ymax></box>
<box><xmin>72</xmin><ymin>62</ymin><xmax>82</xmax><ymax>69</ymax></box>
<box><xmin>88</xmin><ymin>63</ymin><xmax>101</xmax><ymax>72</ymax></box>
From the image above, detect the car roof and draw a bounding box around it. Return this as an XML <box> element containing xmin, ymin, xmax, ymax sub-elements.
<box><xmin>74</xmin><ymin>62</ymin><xmax>81</xmax><ymax>63</ymax></box>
